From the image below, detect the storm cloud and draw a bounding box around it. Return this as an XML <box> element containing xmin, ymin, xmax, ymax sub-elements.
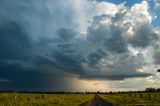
<box><xmin>0</xmin><ymin>0</ymin><xmax>160</xmax><ymax>91</ymax></box>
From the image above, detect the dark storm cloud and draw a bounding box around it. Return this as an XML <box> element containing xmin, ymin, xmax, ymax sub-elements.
<box><xmin>0</xmin><ymin>22</ymin><xmax>31</xmax><ymax>60</ymax></box>
<box><xmin>154</xmin><ymin>44</ymin><xmax>160</xmax><ymax>64</ymax></box>
<box><xmin>104</xmin><ymin>25</ymin><xmax>128</xmax><ymax>53</ymax></box>
<box><xmin>87</xmin><ymin>49</ymin><xmax>107</xmax><ymax>65</ymax></box>
<box><xmin>51</xmin><ymin>50</ymin><xmax>85</xmax><ymax>74</ymax></box>
<box><xmin>129</xmin><ymin>23</ymin><xmax>158</xmax><ymax>48</ymax></box>
<box><xmin>0</xmin><ymin>21</ymin><xmax>52</xmax><ymax>91</ymax></box>
<box><xmin>0</xmin><ymin>62</ymin><xmax>45</xmax><ymax>91</ymax></box>
<box><xmin>79</xmin><ymin>73</ymin><xmax>152</xmax><ymax>80</ymax></box>
<box><xmin>57</xmin><ymin>28</ymin><xmax>77</xmax><ymax>42</ymax></box>
<box><xmin>0</xmin><ymin>0</ymin><xmax>159</xmax><ymax>91</ymax></box>
<box><xmin>87</xmin><ymin>14</ymin><xmax>128</xmax><ymax>54</ymax></box>
<box><xmin>0</xmin><ymin>61</ymin><xmax>74</xmax><ymax>91</ymax></box>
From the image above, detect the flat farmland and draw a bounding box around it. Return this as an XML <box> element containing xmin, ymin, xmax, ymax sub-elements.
<box><xmin>1</xmin><ymin>92</ymin><xmax>160</xmax><ymax>106</ymax></box>
<box><xmin>0</xmin><ymin>93</ymin><xmax>93</xmax><ymax>106</ymax></box>
<box><xmin>100</xmin><ymin>92</ymin><xmax>160</xmax><ymax>106</ymax></box>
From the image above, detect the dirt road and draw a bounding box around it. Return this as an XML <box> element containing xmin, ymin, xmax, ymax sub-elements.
<box><xmin>79</xmin><ymin>95</ymin><xmax>114</xmax><ymax>106</ymax></box>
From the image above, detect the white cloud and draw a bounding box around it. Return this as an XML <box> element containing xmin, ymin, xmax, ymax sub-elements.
<box><xmin>74</xmin><ymin>1</ymin><xmax>158</xmax><ymax>78</ymax></box>
<box><xmin>129</xmin><ymin>1</ymin><xmax>152</xmax><ymax>23</ymax></box>
<box><xmin>154</xmin><ymin>0</ymin><xmax>160</xmax><ymax>9</ymax></box>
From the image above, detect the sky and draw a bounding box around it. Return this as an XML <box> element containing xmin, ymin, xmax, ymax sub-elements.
<box><xmin>0</xmin><ymin>0</ymin><xmax>160</xmax><ymax>92</ymax></box>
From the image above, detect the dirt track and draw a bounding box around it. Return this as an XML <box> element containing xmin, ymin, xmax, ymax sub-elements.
<box><xmin>79</xmin><ymin>95</ymin><xmax>114</xmax><ymax>106</ymax></box>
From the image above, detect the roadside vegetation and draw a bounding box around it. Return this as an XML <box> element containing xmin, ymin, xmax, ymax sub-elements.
<box><xmin>1</xmin><ymin>88</ymin><xmax>160</xmax><ymax>106</ymax></box>
<box><xmin>100</xmin><ymin>88</ymin><xmax>160</xmax><ymax>106</ymax></box>
<box><xmin>0</xmin><ymin>93</ymin><xmax>93</xmax><ymax>106</ymax></box>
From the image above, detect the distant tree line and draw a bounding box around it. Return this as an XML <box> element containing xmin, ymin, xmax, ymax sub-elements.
<box><xmin>0</xmin><ymin>88</ymin><xmax>160</xmax><ymax>94</ymax></box>
<box><xmin>145</xmin><ymin>88</ymin><xmax>160</xmax><ymax>92</ymax></box>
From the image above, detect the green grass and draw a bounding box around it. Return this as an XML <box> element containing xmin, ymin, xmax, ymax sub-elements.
<box><xmin>1</xmin><ymin>92</ymin><xmax>160</xmax><ymax>106</ymax></box>
<box><xmin>0</xmin><ymin>93</ymin><xmax>93</xmax><ymax>106</ymax></box>
<box><xmin>100</xmin><ymin>92</ymin><xmax>160</xmax><ymax>106</ymax></box>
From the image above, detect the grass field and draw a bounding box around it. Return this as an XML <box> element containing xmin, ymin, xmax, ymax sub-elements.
<box><xmin>100</xmin><ymin>92</ymin><xmax>160</xmax><ymax>106</ymax></box>
<box><xmin>0</xmin><ymin>93</ymin><xmax>93</xmax><ymax>106</ymax></box>
<box><xmin>1</xmin><ymin>92</ymin><xmax>160</xmax><ymax>106</ymax></box>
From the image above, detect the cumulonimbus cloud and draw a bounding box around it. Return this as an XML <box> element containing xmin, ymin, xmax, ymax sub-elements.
<box><xmin>0</xmin><ymin>0</ymin><xmax>159</xmax><ymax>85</ymax></box>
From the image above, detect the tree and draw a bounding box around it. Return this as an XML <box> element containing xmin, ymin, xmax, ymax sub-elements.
<box><xmin>145</xmin><ymin>88</ymin><xmax>156</xmax><ymax>92</ymax></box>
<box><xmin>157</xmin><ymin>88</ymin><xmax>160</xmax><ymax>92</ymax></box>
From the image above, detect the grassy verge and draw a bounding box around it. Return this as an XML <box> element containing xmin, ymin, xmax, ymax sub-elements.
<box><xmin>0</xmin><ymin>93</ymin><xmax>94</xmax><ymax>106</ymax></box>
<box><xmin>100</xmin><ymin>92</ymin><xmax>160</xmax><ymax>106</ymax></box>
